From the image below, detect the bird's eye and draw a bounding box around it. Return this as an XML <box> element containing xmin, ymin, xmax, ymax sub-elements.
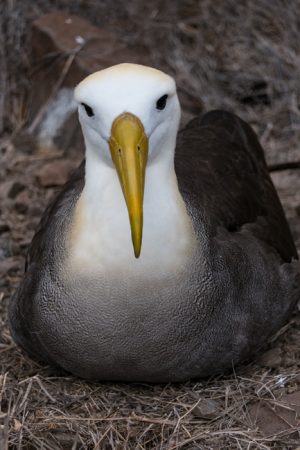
<box><xmin>156</xmin><ymin>94</ymin><xmax>168</xmax><ymax>110</ymax></box>
<box><xmin>81</xmin><ymin>103</ymin><xmax>94</xmax><ymax>117</ymax></box>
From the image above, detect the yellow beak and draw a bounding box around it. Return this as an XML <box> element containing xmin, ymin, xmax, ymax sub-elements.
<box><xmin>108</xmin><ymin>112</ymin><xmax>148</xmax><ymax>258</ymax></box>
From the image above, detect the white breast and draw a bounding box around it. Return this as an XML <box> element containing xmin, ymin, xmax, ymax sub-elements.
<box><xmin>66</xmin><ymin>152</ymin><xmax>196</xmax><ymax>279</ymax></box>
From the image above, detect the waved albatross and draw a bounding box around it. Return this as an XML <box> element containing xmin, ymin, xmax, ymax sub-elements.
<box><xmin>9</xmin><ymin>63</ymin><xmax>300</xmax><ymax>382</ymax></box>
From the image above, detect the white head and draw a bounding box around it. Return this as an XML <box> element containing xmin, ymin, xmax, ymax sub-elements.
<box><xmin>74</xmin><ymin>64</ymin><xmax>182</xmax><ymax>259</ymax></box>
<box><xmin>75</xmin><ymin>63</ymin><xmax>180</xmax><ymax>166</ymax></box>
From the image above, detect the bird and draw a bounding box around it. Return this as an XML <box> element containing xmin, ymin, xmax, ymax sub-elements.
<box><xmin>9</xmin><ymin>63</ymin><xmax>300</xmax><ymax>382</ymax></box>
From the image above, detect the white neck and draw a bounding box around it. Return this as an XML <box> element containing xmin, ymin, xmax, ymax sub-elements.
<box><xmin>67</xmin><ymin>141</ymin><xmax>196</xmax><ymax>278</ymax></box>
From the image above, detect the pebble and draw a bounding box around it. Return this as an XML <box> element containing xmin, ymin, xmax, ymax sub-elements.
<box><xmin>257</xmin><ymin>347</ymin><xmax>282</xmax><ymax>369</ymax></box>
<box><xmin>191</xmin><ymin>398</ymin><xmax>221</xmax><ymax>419</ymax></box>
<box><xmin>8</xmin><ymin>181</ymin><xmax>25</xmax><ymax>199</ymax></box>
<box><xmin>0</xmin><ymin>223</ymin><xmax>10</xmax><ymax>234</ymax></box>
<box><xmin>0</xmin><ymin>257</ymin><xmax>20</xmax><ymax>275</ymax></box>
<box><xmin>35</xmin><ymin>159</ymin><xmax>76</xmax><ymax>187</ymax></box>
<box><xmin>14</xmin><ymin>202</ymin><xmax>28</xmax><ymax>214</ymax></box>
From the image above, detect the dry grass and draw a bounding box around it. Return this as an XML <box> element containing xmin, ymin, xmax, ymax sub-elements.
<box><xmin>0</xmin><ymin>0</ymin><xmax>300</xmax><ymax>448</ymax></box>
<box><xmin>1</xmin><ymin>348</ymin><xmax>300</xmax><ymax>449</ymax></box>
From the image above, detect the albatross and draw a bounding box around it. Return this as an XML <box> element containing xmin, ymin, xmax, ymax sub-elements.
<box><xmin>9</xmin><ymin>63</ymin><xmax>300</xmax><ymax>382</ymax></box>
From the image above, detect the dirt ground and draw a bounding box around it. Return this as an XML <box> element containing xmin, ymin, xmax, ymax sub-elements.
<box><xmin>0</xmin><ymin>1</ymin><xmax>300</xmax><ymax>449</ymax></box>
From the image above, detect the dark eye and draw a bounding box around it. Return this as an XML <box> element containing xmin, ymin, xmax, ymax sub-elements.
<box><xmin>156</xmin><ymin>94</ymin><xmax>168</xmax><ymax>110</ymax></box>
<box><xmin>81</xmin><ymin>103</ymin><xmax>94</xmax><ymax>117</ymax></box>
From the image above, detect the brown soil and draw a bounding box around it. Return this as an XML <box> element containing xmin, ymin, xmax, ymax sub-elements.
<box><xmin>0</xmin><ymin>1</ymin><xmax>300</xmax><ymax>448</ymax></box>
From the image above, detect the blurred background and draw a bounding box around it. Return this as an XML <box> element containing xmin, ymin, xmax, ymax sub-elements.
<box><xmin>1</xmin><ymin>0</ymin><xmax>300</xmax><ymax>160</ymax></box>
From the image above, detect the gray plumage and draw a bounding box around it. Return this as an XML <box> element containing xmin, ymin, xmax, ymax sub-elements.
<box><xmin>9</xmin><ymin>110</ymin><xmax>300</xmax><ymax>382</ymax></box>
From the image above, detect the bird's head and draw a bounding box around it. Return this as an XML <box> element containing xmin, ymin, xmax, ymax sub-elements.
<box><xmin>74</xmin><ymin>63</ymin><xmax>181</xmax><ymax>258</ymax></box>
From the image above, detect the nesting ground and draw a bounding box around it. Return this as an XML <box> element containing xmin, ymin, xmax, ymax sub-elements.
<box><xmin>0</xmin><ymin>1</ymin><xmax>300</xmax><ymax>448</ymax></box>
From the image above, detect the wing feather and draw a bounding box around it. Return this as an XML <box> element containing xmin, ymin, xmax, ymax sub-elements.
<box><xmin>175</xmin><ymin>110</ymin><xmax>298</xmax><ymax>262</ymax></box>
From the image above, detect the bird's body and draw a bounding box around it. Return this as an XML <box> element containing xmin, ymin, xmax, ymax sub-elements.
<box><xmin>9</xmin><ymin>64</ymin><xmax>300</xmax><ymax>381</ymax></box>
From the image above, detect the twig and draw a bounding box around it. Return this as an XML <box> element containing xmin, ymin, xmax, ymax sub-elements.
<box><xmin>39</xmin><ymin>414</ymin><xmax>189</xmax><ymax>426</ymax></box>
<box><xmin>268</xmin><ymin>161</ymin><xmax>300</xmax><ymax>172</ymax></box>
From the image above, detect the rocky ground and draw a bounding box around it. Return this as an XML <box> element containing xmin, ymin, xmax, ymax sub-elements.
<box><xmin>0</xmin><ymin>1</ymin><xmax>300</xmax><ymax>448</ymax></box>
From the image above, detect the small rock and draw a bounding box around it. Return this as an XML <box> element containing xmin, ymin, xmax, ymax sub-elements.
<box><xmin>0</xmin><ymin>237</ymin><xmax>11</xmax><ymax>260</ymax></box>
<box><xmin>11</xmin><ymin>131</ymin><xmax>37</xmax><ymax>154</ymax></box>
<box><xmin>35</xmin><ymin>159</ymin><xmax>75</xmax><ymax>187</ymax></box>
<box><xmin>256</xmin><ymin>347</ymin><xmax>282</xmax><ymax>369</ymax></box>
<box><xmin>0</xmin><ymin>223</ymin><xmax>10</xmax><ymax>234</ymax></box>
<box><xmin>14</xmin><ymin>202</ymin><xmax>28</xmax><ymax>214</ymax></box>
<box><xmin>27</xmin><ymin>219</ymin><xmax>41</xmax><ymax>231</ymax></box>
<box><xmin>287</xmin><ymin>383</ymin><xmax>298</xmax><ymax>394</ymax></box>
<box><xmin>0</xmin><ymin>180</ymin><xmax>22</xmax><ymax>200</ymax></box>
<box><xmin>0</xmin><ymin>257</ymin><xmax>20</xmax><ymax>275</ymax></box>
<box><xmin>16</xmin><ymin>189</ymin><xmax>31</xmax><ymax>202</ymax></box>
<box><xmin>14</xmin><ymin>190</ymin><xmax>31</xmax><ymax>214</ymax></box>
<box><xmin>191</xmin><ymin>398</ymin><xmax>221</xmax><ymax>419</ymax></box>
<box><xmin>249</xmin><ymin>392</ymin><xmax>300</xmax><ymax>438</ymax></box>
<box><xmin>7</xmin><ymin>181</ymin><xmax>25</xmax><ymax>199</ymax></box>
<box><xmin>30</xmin><ymin>206</ymin><xmax>44</xmax><ymax>217</ymax></box>
<box><xmin>13</xmin><ymin>419</ymin><xmax>22</xmax><ymax>432</ymax></box>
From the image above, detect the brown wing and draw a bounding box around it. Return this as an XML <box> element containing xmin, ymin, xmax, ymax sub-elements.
<box><xmin>175</xmin><ymin>110</ymin><xmax>298</xmax><ymax>263</ymax></box>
